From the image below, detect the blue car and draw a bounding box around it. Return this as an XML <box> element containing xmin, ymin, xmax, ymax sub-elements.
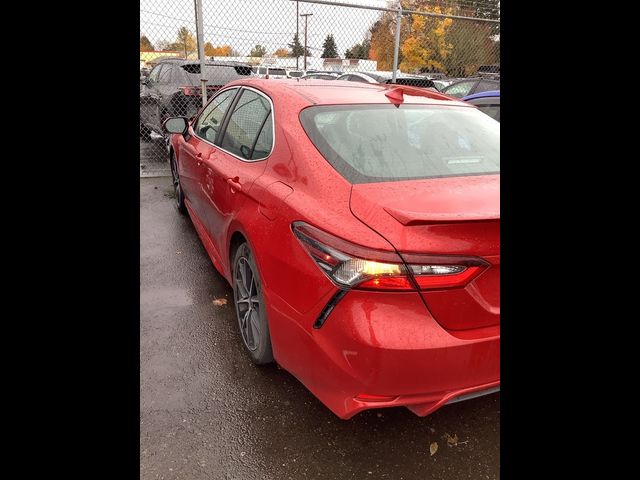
<box><xmin>462</xmin><ymin>90</ymin><xmax>500</xmax><ymax>122</ymax></box>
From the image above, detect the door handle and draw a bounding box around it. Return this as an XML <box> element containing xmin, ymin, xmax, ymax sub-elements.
<box><xmin>226</xmin><ymin>176</ymin><xmax>242</xmax><ymax>192</ymax></box>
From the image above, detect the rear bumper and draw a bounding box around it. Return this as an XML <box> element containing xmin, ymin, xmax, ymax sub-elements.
<box><xmin>268</xmin><ymin>289</ymin><xmax>500</xmax><ymax>419</ymax></box>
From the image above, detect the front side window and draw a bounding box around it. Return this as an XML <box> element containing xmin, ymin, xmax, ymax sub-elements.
<box><xmin>193</xmin><ymin>88</ymin><xmax>238</xmax><ymax>144</ymax></box>
<box><xmin>300</xmin><ymin>104</ymin><xmax>499</xmax><ymax>184</ymax></box>
<box><xmin>220</xmin><ymin>89</ymin><xmax>273</xmax><ymax>160</ymax></box>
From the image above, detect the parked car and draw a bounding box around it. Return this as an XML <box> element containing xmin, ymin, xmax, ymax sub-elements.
<box><xmin>140</xmin><ymin>67</ymin><xmax>150</xmax><ymax>82</ymax></box>
<box><xmin>336</xmin><ymin>71</ymin><xmax>436</xmax><ymax>89</ymax></box>
<box><xmin>432</xmin><ymin>78</ymin><xmax>461</xmax><ymax>91</ymax></box>
<box><xmin>476</xmin><ymin>64</ymin><xmax>500</xmax><ymax>78</ymax></box>
<box><xmin>253</xmin><ymin>66</ymin><xmax>288</xmax><ymax>79</ymax></box>
<box><xmin>440</xmin><ymin>77</ymin><xmax>500</xmax><ymax>98</ymax></box>
<box><xmin>463</xmin><ymin>90</ymin><xmax>500</xmax><ymax>122</ymax></box>
<box><xmin>140</xmin><ymin>58</ymin><xmax>253</xmax><ymax>139</ymax></box>
<box><xmin>163</xmin><ymin>79</ymin><xmax>500</xmax><ymax>419</ymax></box>
<box><xmin>286</xmin><ymin>69</ymin><xmax>304</xmax><ymax>78</ymax></box>
<box><xmin>300</xmin><ymin>72</ymin><xmax>339</xmax><ymax>80</ymax></box>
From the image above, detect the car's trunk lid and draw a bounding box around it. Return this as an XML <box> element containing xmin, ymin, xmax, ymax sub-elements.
<box><xmin>350</xmin><ymin>175</ymin><xmax>499</xmax><ymax>331</ymax></box>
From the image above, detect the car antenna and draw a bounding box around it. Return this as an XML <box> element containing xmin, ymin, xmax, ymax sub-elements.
<box><xmin>385</xmin><ymin>87</ymin><xmax>404</xmax><ymax>108</ymax></box>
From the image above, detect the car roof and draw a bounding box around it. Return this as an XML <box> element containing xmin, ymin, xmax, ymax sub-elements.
<box><xmin>158</xmin><ymin>58</ymin><xmax>251</xmax><ymax>67</ymax></box>
<box><xmin>223</xmin><ymin>78</ymin><xmax>470</xmax><ymax>107</ymax></box>
<box><xmin>462</xmin><ymin>90</ymin><xmax>500</xmax><ymax>101</ymax></box>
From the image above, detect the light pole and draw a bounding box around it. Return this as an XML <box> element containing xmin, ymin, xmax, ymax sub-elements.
<box><xmin>300</xmin><ymin>13</ymin><xmax>312</xmax><ymax>71</ymax></box>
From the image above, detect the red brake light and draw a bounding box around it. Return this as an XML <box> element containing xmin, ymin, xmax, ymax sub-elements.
<box><xmin>292</xmin><ymin>222</ymin><xmax>487</xmax><ymax>292</ymax></box>
<box><xmin>412</xmin><ymin>265</ymin><xmax>483</xmax><ymax>289</ymax></box>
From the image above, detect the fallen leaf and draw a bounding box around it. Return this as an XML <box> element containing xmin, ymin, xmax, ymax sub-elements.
<box><xmin>176</xmin><ymin>250</ymin><xmax>182</xmax><ymax>255</ymax></box>
<box><xmin>212</xmin><ymin>298</ymin><xmax>228</xmax><ymax>306</ymax></box>
<box><xmin>429</xmin><ymin>442</ymin><xmax>438</xmax><ymax>456</ymax></box>
<box><xmin>444</xmin><ymin>433</ymin><xmax>459</xmax><ymax>446</ymax></box>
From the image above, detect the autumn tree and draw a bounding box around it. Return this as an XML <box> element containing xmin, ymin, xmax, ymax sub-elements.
<box><xmin>368</xmin><ymin>13</ymin><xmax>397</xmax><ymax>70</ymax></box>
<box><xmin>400</xmin><ymin>6</ymin><xmax>454</xmax><ymax>73</ymax></box>
<box><xmin>208</xmin><ymin>45</ymin><xmax>232</xmax><ymax>57</ymax></box>
<box><xmin>204</xmin><ymin>42</ymin><xmax>215</xmax><ymax>56</ymax></box>
<box><xmin>250</xmin><ymin>44</ymin><xmax>267</xmax><ymax>57</ymax></box>
<box><xmin>172</xmin><ymin>26</ymin><xmax>196</xmax><ymax>57</ymax></box>
<box><xmin>156</xmin><ymin>40</ymin><xmax>174</xmax><ymax>52</ymax></box>
<box><xmin>321</xmin><ymin>34</ymin><xmax>338</xmax><ymax>58</ymax></box>
<box><xmin>368</xmin><ymin>0</ymin><xmax>499</xmax><ymax>75</ymax></box>
<box><xmin>442</xmin><ymin>20</ymin><xmax>498</xmax><ymax>76</ymax></box>
<box><xmin>140</xmin><ymin>35</ymin><xmax>154</xmax><ymax>51</ymax></box>
<box><xmin>273</xmin><ymin>48</ymin><xmax>290</xmax><ymax>58</ymax></box>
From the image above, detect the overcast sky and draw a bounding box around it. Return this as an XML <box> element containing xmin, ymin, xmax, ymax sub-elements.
<box><xmin>140</xmin><ymin>0</ymin><xmax>394</xmax><ymax>56</ymax></box>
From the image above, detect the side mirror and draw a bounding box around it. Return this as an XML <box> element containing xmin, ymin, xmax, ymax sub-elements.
<box><xmin>240</xmin><ymin>144</ymin><xmax>251</xmax><ymax>159</ymax></box>
<box><xmin>163</xmin><ymin>117</ymin><xmax>189</xmax><ymax>135</ymax></box>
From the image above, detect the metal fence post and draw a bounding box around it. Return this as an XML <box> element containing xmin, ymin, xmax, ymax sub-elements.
<box><xmin>194</xmin><ymin>0</ymin><xmax>207</xmax><ymax>105</ymax></box>
<box><xmin>391</xmin><ymin>3</ymin><xmax>402</xmax><ymax>83</ymax></box>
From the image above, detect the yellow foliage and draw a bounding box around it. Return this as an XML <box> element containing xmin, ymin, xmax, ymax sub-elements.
<box><xmin>206</xmin><ymin>44</ymin><xmax>232</xmax><ymax>57</ymax></box>
<box><xmin>399</xmin><ymin>6</ymin><xmax>454</xmax><ymax>72</ymax></box>
<box><xmin>273</xmin><ymin>48</ymin><xmax>290</xmax><ymax>58</ymax></box>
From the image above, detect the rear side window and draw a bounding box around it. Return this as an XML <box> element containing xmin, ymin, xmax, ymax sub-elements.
<box><xmin>299</xmin><ymin>104</ymin><xmax>499</xmax><ymax>184</ymax></box>
<box><xmin>220</xmin><ymin>89</ymin><xmax>273</xmax><ymax>160</ymax></box>
<box><xmin>147</xmin><ymin>64</ymin><xmax>162</xmax><ymax>83</ymax></box>
<box><xmin>194</xmin><ymin>88</ymin><xmax>237</xmax><ymax>143</ymax></box>
<box><xmin>443</xmin><ymin>81</ymin><xmax>475</xmax><ymax>98</ymax></box>
<box><xmin>475</xmin><ymin>80</ymin><xmax>499</xmax><ymax>93</ymax></box>
<box><xmin>158</xmin><ymin>65</ymin><xmax>174</xmax><ymax>84</ymax></box>
<box><xmin>345</xmin><ymin>75</ymin><xmax>368</xmax><ymax>83</ymax></box>
<box><xmin>477</xmin><ymin>105</ymin><xmax>500</xmax><ymax>121</ymax></box>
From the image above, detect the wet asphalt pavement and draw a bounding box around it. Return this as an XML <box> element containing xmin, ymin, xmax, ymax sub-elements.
<box><xmin>140</xmin><ymin>175</ymin><xmax>500</xmax><ymax>480</ymax></box>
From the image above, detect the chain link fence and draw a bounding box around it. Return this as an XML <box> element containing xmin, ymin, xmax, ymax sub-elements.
<box><xmin>140</xmin><ymin>0</ymin><xmax>500</xmax><ymax>176</ymax></box>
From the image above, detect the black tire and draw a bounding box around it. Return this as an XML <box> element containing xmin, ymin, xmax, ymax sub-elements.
<box><xmin>140</xmin><ymin>121</ymin><xmax>152</xmax><ymax>141</ymax></box>
<box><xmin>232</xmin><ymin>243</ymin><xmax>274</xmax><ymax>365</ymax></box>
<box><xmin>169</xmin><ymin>152</ymin><xmax>187</xmax><ymax>215</ymax></box>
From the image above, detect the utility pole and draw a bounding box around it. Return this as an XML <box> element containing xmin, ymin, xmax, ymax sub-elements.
<box><xmin>300</xmin><ymin>13</ymin><xmax>312</xmax><ymax>71</ymax></box>
<box><xmin>194</xmin><ymin>0</ymin><xmax>207</xmax><ymax>105</ymax></box>
<box><xmin>391</xmin><ymin>2</ymin><xmax>402</xmax><ymax>83</ymax></box>
<box><xmin>296</xmin><ymin>1</ymin><xmax>299</xmax><ymax>70</ymax></box>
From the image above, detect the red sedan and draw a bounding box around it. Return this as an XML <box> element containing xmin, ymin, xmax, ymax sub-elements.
<box><xmin>163</xmin><ymin>79</ymin><xmax>500</xmax><ymax>419</ymax></box>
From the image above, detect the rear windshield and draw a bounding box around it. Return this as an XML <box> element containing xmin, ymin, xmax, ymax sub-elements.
<box><xmin>181</xmin><ymin>64</ymin><xmax>252</xmax><ymax>78</ymax></box>
<box><xmin>394</xmin><ymin>78</ymin><xmax>435</xmax><ymax>88</ymax></box>
<box><xmin>299</xmin><ymin>104</ymin><xmax>499</xmax><ymax>184</ymax></box>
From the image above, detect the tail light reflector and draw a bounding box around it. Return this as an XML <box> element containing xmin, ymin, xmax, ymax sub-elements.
<box><xmin>292</xmin><ymin>222</ymin><xmax>487</xmax><ymax>291</ymax></box>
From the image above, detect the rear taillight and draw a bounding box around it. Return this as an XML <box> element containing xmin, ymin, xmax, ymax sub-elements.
<box><xmin>179</xmin><ymin>86</ymin><xmax>199</xmax><ymax>96</ymax></box>
<box><xmin>179</xmin><ymin>85</ymin><xmax>221</xmax><ymax>96</ymax></box>
<box><xmin>292</xmin><ymin>222</ymin><xmax>487</xmax><ymax>291</ymax></box>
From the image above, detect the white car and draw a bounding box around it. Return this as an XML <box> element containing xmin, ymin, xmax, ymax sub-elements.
<box><xmin>252</xmin><ymin>66</ymin><xmax>288</xmax><ymax>79</ymax></box>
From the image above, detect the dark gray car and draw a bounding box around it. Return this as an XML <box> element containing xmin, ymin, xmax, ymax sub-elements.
<box><xmin>140</xmin><ymin>59</ymin><xmax>253</xmax><ymax>139</ymax></box>
<box><xmin>440</xmin><ymin>77</ymin><xmax>500</xmax><ymax>98</ymax></box>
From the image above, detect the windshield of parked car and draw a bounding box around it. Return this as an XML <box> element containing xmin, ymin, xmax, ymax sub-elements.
<box><xmin>299</xmin><ymin>104</ymin><xmax>499</xmax><ymax>183</ymax></box>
